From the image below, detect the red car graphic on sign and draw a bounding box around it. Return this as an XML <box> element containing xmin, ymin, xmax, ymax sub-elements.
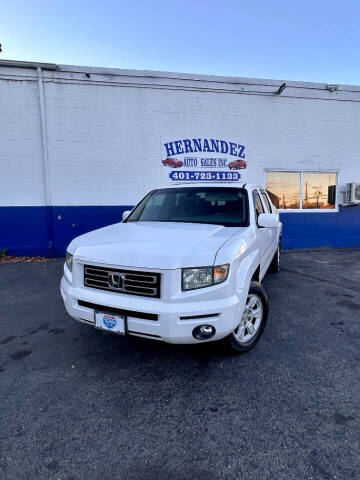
<box><xmin>228</xmin><ymin>159</ymin><xmax>247</xmax><ymax>170</ymax></box>
<box><xmin>162</xmin><ymin>158</ymin><xmax>183</xmax><ymax>168</ymax></box>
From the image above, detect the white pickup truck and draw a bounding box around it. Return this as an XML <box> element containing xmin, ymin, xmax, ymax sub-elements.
<box><xmin>61</xmin><ymin>183</ymin><xmax>282</xmax><ymax>353</ymax></box>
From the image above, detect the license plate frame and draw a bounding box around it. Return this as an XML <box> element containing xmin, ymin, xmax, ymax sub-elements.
<box><xmin>94</xmin><ymin>310</ymin><xmax>126</xmax><ymax>335</ymax></box>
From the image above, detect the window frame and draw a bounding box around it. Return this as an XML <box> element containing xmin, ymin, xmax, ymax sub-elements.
<box><xmin>264</xmin><ymin>169</ymin><xmax>339</xmax><ymax>213</ymax></box>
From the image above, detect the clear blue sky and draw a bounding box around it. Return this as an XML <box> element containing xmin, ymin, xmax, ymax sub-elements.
<box><xmin>1</xmin><ymin>0</ymin><xmax>359</xmax><ymax>84</ymax></box>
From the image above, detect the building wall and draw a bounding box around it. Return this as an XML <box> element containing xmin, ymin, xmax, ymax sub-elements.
<box><xmin>0</xmin><ymin>62</ymin><xmax>359</xmax><ymax>255</ymax></box>
<box><xmin>0</xmin><ymin>74</ymin><xmax>45</xmax><ymax>206</ymax></box>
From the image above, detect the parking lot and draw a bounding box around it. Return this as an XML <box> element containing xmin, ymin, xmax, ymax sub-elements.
<box><xmin>1</xmin><ymin>249</ymin><xmax>359</xmax><ymax>480</ymax></box>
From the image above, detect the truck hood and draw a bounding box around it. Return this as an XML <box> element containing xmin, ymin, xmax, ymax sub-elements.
<box><xmin>68</xmin><ymin>221</ymin><xmax>242</xmax><ymax>269</ymax></box>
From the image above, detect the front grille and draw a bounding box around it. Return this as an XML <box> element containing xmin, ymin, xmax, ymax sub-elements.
<box><xmin>84</xmin><ymin>265</ymin><xmax>161</xmax><ymax>298</ymax></box>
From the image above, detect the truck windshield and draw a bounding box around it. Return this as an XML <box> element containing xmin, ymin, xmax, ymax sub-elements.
<box><xmin>126</xmin><ymin>187</ymin><xmax>249</xmax><ymax>227</ymax></box>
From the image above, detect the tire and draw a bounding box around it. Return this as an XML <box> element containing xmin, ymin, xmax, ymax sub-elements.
<box><xmin>224</xmin><ymin>281</ymin><xmax>268</xmax><ymax>354</ymax></box>
<box><xmin>268</xmin><ymin>240</ymin><xmax>281</xmax><ymax>273</ymax></box>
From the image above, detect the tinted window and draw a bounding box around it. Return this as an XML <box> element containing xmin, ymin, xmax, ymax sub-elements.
<box><xmin>127</xmin><ymin>187</ymin><xmax>249</xmax><ymax>227</ymax></box>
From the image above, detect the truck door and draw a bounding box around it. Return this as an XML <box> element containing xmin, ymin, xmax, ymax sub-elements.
<box><xmin>260</xmin><ymin>188</ymin><xmax>278</xmax><ymax>257</ymax></box>
<box><xmin>252</xmin><ymin>189</ymin><xmax>272</xmax><ymax>276</ymax></box>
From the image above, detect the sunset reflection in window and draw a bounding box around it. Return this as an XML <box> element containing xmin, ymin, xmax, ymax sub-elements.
<box><xmin>302</xmin><ymin>172</ymin><xmax>336</xmax><ymax>209</ymax></box>
<box><xmin>266</xmin><ymin>172</ymin><xmax>300</xmax><ymax>209</ymax></box>
<box><xmin>266</xmin><ymin>171</ymin><xmax>337</xmax><ymax>210</ymax></box>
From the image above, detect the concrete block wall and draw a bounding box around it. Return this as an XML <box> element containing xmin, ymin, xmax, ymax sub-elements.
<box><xmin>0</xmin><ymin>77</ymin><xmax>45</xmax><ymax>206</ymax></box>
<box><xmin>0</xmin><ymin>61</ymin><xmax>359</xmax><ymax>255</ymax></box>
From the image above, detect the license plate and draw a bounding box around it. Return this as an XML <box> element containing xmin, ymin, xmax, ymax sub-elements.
<box><xmin>95</xmin><ymin>311</ymin><xmax>126</xmax><ymax>335</ymax></box>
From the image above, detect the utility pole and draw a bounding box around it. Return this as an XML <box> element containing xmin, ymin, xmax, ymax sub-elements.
<box><xmin>304</xmin><ymin>180</ymin><xmax>308</xmax><ymax>208</ymax></box>
<box><xmin>312</xmin><ymin>185</ymin><xmax>322</xmax><ymax>208</ymax></box>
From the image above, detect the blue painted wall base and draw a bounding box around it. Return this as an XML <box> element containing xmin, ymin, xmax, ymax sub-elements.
<box><xmin>1</xmin><ymin>205</ymin><xmax>359</xmax><ymax>256</ymax></box>
<box><xmin>280</xmin><ymin>206</ymin><xmax>360</xmax><ymax>249</ymax></box>
<box><xmin>0</xmin><ymin>205</ymin><xmax>132</xmax><ymax>257</ymax></box>
<box><xmin>0</xmin><ymin>207</ymin><xmax>52</xmax><ymax>257</ymax></box>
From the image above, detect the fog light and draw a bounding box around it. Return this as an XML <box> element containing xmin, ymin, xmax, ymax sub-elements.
<box><xmin>192</xmin><ymin>324</ymin><xmax>216</xmax><ymax>340</ymax></box>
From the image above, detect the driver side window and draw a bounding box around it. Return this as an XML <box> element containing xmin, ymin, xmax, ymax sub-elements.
<box><xmin>252</xmin><ymin>190</ymin><xmax>264</xmax><ymax>226</ymax></box>
<box><xmin>260</xmin><ymin>189</ymin><xmax>272</xmax><ymax>213</ymax></box>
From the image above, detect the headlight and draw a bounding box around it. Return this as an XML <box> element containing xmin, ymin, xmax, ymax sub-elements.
<box><xmin>182</xmin><ymin>264</ymin><xmax>229</xmax><ymax>291</ymax></box>
<box><xmin>65</xmin><ymin>252</ymin><xmax>73</xmax><ymax>272</ymax></box>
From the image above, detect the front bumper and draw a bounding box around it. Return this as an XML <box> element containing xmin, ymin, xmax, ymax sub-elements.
<box><xmin>60</xmin><ymin>274</ymin><xmax>245</xmax><ymax>344</ymax></box>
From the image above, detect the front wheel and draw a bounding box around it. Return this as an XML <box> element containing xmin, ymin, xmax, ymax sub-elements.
<box><xmin>224</xmin><ymin>281</ymin><xmax>268</xmax><ymax>354</ymax></box>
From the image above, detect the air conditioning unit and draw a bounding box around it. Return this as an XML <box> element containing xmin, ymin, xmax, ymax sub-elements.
<box><xmin>344</xmin><ymin>183</ymin><xmax>360</xmax><ymax>204</ymax></box>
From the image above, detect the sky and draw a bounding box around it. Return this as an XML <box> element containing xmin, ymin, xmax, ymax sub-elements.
<box><xmin>0</xmin><ymin>0</ymin><xmax>359</xmax><ymax>85</ymax></box>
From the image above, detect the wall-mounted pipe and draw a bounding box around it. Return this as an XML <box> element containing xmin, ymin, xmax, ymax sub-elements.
<box><xmin>37</xmin><ymin>67</ymin><xmax>51</xmax><ymax>206</ymax></box>
<box><xmin>37</xmin><ymin>67</ymin><xmax>54</xmax><ymax>252</ymax></box>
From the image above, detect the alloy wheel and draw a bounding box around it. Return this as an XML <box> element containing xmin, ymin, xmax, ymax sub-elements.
<box><xmin>233</xmin><ymin>294</ymin><xmax>263</xmax><ymax>343</ymax></box>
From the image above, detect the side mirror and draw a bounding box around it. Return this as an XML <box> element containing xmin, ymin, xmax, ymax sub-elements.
<box><xmin>122</xmin><ymin>210</ymin><xmax>131</xmax><ymax>222</ymax></box>
<box><xmin>258</xmin><ymin>213</ymin><xmax>278</xmax><ymax>228</ymax></box>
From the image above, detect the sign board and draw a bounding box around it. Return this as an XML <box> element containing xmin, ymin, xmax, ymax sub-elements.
<box><xmin>161</xmin><ymin>137</ymin><xmax>247</xmax><ymax>183</ymax></box>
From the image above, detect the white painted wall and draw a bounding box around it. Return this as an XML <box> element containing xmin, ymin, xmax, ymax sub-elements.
<box><xmin>0</xmin><ymin>75</ymin><xmax>45</xmax><ymax>206</ymax></box>
<box><xmin>1</xmin><ymin>62</ymin><xmax>360</xmax><ymax>207</ymax></box>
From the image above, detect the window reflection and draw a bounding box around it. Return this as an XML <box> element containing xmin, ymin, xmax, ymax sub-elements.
<box><xmin>302</xmin><ymin>172</ymin><xmax>336</xmax><ymax>209</ymax></box>
<box><xmin>265</xmin><ymin>172</ymin><xmax>300</xmax><ymax>209</ymax></box>
<box><xmin>265</xmin><ymin>171</ymin><xmax>337</xmax><ymax>210</ymax></box>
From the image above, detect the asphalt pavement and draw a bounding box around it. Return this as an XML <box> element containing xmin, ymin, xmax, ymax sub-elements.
<box><xmin>0</xmin><ymin>249</ymin><xmax>360</xmax><ymax>480</ymax></box>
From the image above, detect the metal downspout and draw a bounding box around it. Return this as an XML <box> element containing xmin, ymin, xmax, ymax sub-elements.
<box><xmin>37</xmin><ymin>67</ymin><xmax>54</xmax><ymax>254</ymax></box>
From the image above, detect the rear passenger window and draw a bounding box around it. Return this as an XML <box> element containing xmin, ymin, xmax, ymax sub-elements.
<box><xmin>260</xmin><ymin>190</ymin><xmax>272</xmax><ymax>213</ymax></box>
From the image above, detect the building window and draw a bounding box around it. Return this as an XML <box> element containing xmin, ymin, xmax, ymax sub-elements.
<box><xmin>265</xmin><ymin>171</ymin><xmax>337</xmax><ymax>211</ymax></box>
